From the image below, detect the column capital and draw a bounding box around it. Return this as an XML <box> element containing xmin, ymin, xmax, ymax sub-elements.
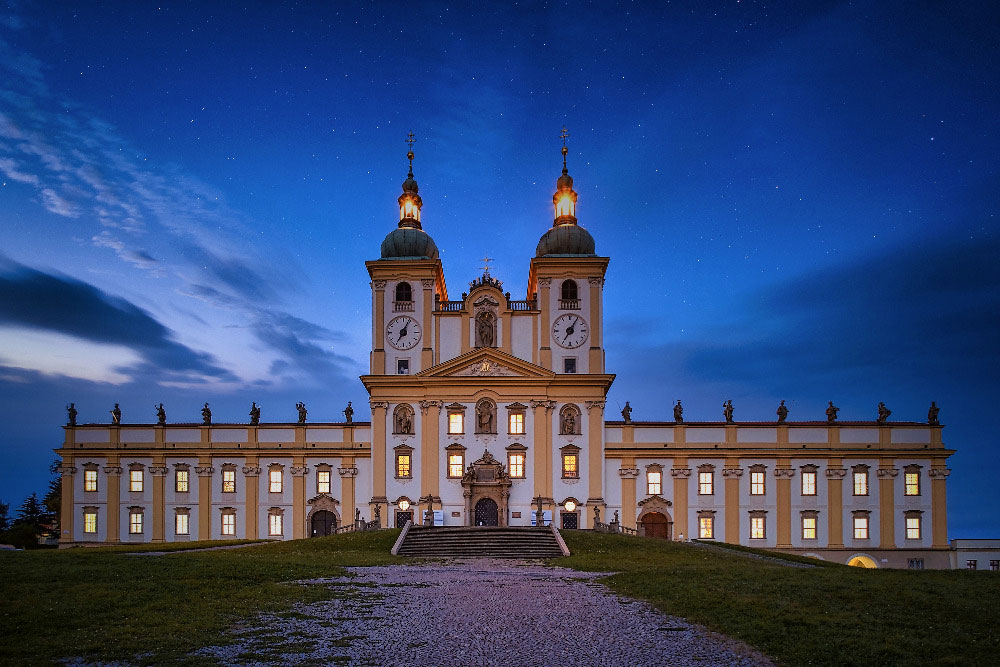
<box><xmin>825</xmin><ymin>467</ymin><xmax>847</xmax><ymax>479</ymax></box>
<box><xmin>371</xmin><ymin>280</ymin><xmax>387</xmax><ymax>290</ymax></box>
<box><xmin>103</xmin><ymin>466</ymin><xmax>123</xmax><ymax>475</ymax></box>
<box><xmin>418</xmin><ymin>400</ymin><xmax>441</xmax><ymax>414</ymax></box>
<box><xmin>876</xmin><ymin>468</ymin><xmax>899</xmax><ymax>479</ymax></box>
<box><xmin>670</xmin><ymin>468</ymin><xmax>692</xmax><ymax>478</ymax></box>
<box><xmin>420</xmin><ymin>278</ymin><xmax>435</xmax><ymax>288</ymax></box>
<box><xmin>370</xmin><ymin>401</ymin><xmax>390</xmax><ymax>411</ymax></box>
<box><xmin>57</xmin><ymin>465</ymin><xmax>77</xmax><ymax>475</ymax></box>
<box><xmin>195</xmin><ymin>466</ymin><xmax>215</xmax><ymax>477</ymax></box>
<box><xmin>242</xmin><ymin>466</ymin><xmax>262</xmax><ymax>477</ymax></box>
<box><xmin>618</xmin><ymin>467</ymin><xmax>640</xmax><ymax>478</ymax></box>
<box><xmin>588</xmin><ymin>276</ymin><xmax>605</xmax><ymax>286</ymax></box>
<box><xmin>529</xmin><ymin>399</ymin><xmax>556</xmax><ymax>411</ymax></box>
<box><xmin>290</xmin><ymin>466</ymin><xmax>309</xmax><ymax>477</ymax></box>
<box><xmin>584</xmin><ymin>400</ymin><xmax>606</xmax><ymax>413</ymax></box>
<box><xmin>338</xmin><ymin>466</ymin><xmax>359</xmax><ymax>477</ymax></box>
<box><xmin>537</xmin><ymin>277</ymin><xmax>551</xmax><ymax>286</ymax></box>
<box><xmin>928</xmin><ymin>468</ymin><xmax>951</xmax><ymax>479</ymax></box>
<box><xmin>722</xmin><ymin>467</ymin><xmax>744</xmax><ymax>478</ymax></box>
<box><xmin>774</xmin><ymin>467</ymin><xmax>796</xmax><ymax>479</ymax></box>
<box><xmin>148</xmin><ymin>466</ymin><xmax>169</xmax><ymax>476</ymax></box>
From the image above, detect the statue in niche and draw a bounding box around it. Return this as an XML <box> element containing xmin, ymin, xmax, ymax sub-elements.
<box><xmin>476</xmin><ymin>311</ymin><xmax>496</xmax><ymax>348</ymax></box>
<box><xmin>561</xmin><ymin>407</ymin><xmax>578</xmax><ymax>435</ymax></box>
<box><xmin>155</xmin><ymin>403</ymin><xmax>166</xmax><ymax>425</ymax></box>
<box><xmin>201</xmin><ymin>403</ymin><xmax>212</xmax><ymax>425</ymax></box>
<box><xmin>296</xmin><ymin>402</ymin><xmax>307</xmax><ymax>424</ymax></box>
<box><xmin>928</xmin><ymin>401</ymin><xmax>940</xmax><ymax>426</ymax></box>
<box><xmin>673</xmin><ymin>400</ymin><xmax>683</xmax><ymax>423</ymax></box>
<box><xmin>826</xmin><ymin>401</ymin><xmax>839</xmax><ymax>423</ymax></box>
<box><xmin>621</xmin><ymin>401</ymin><xmax>632</xmax><ymax>424</ymax></box>
<box><xmin>776</xmin><ymin>400</ymin><xmax>789</xmax><ymax>424</ymax></box>
<box><xmin>110</xmin><ymin>403</ymin><xmax>121</xmax><ymax>425</ymax></box>
<box><xmin>613</xmin><ymin>510</ymin><xmax>620</xmax><ymax>524</ymax></box>
<box><xmin>723</xmin><ymin>400</ymin><xmax>734</xmax><ymax>424</ymax></box>
<box><xmin>395</xmin><ymin>405</ymin><xmax>413</xmax><ymax>434</ymax></box>
<box><xmin>594</xmin><ymin>506</ymin><xmax>601</xmax><ymax>522</ymax></box>
<box><xmin>344</xmin><ymin>401</ymin><xmax>354</xmax><ymax>424</ymax></box>
<box><xmin>66</xmin><ymin>403</ymin><xmax>77</xmax><ymax>426</ymax></box>
<box><xmin>249</xmin><ymin>402</ymin><xmax>261</xmax><ymax>425</ymax></box>
<box><xmin>374</xmin><ymin>505</ymin><xmax>381</xmax><ymax>525</ymax></box>
<box><xmin>476</xmin><ymin>400</ymin><xmax>496</xmax><ymax>434</ymax></box>
<box><xmin>877</xmin><ymin>402</ymin><xmax>891</xmax><ymax>424</ymax></box>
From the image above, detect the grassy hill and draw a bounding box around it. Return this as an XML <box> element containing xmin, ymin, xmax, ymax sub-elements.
<box><xmin>557</xmin><ymin>532</ymin><xmax>1000</xmax><ymax>666</ymax></box>
<box><xmin>2</xmin><ymin>531</ymin><xmax>997</xmax><ymax>665</ymax></box>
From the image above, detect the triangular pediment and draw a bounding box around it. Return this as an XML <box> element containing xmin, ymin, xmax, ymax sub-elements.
<box><xmin>416</xmin><ymin>348</ymin><xmax>556</xmax><ymax>379</ymax></box>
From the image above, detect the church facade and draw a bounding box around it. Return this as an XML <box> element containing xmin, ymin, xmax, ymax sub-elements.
<box><xmin>55</xmin><ymin>141</ymin><xmax>955</xmax><ymax>569</ymax></box>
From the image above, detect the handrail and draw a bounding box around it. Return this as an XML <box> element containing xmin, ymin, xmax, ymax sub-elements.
<box><xmin>390</xmin><ymin>520</ymin><xmax>412</xmax><ymax>555</ymax></box>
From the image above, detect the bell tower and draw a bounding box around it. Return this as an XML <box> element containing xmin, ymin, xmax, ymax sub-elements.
<box><xmin>366</xmin><ymin>133</ymin><xmax>447</xmax><ymax>375</ymax></box>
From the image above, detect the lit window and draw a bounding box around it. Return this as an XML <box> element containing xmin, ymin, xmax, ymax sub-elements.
<box><xmin>84</xmin><ymin>469</ymin><xmax>98</xmax><ymax>492</ymax></box>
<box><xmin>750</xmin><ymin>471</ymin><xmax>765</xmax><ymax>495</ymax></box>
<box><xmin>269</xmin><ymin>512</ymin><xmax>283</xmax><ymax>536</ymax></box>
<box><xmin>853</xmin><ymin>516</ymin><xmax>869</xmax><ymax>539</ymax></box>
<box><xmin>129</xmin><ymin>510</ymin><xmax>143</xmax><ymax>534</ymax></box>
<box><xmin>906</xmin><ymin>516</ymin><xmax>921</xmax><ymax>540</ymax></box>
<box><xmin>801</xmin><ymin>471</ymin><xmax>816</xmax><ymax>496</ymax></box>
<box><xmin>699</xmin><ymin>516</ymin><xmax>714</xmax><ymax>539</ymax></box>
<box><xmin>269</xmin><ymin>469</ymin><xmax>283</xmax><ymax>493</ymax></box>
<box><xmin>396</xmin><ymin>453</ymin><xmax>411</xmax><ymax>478</ymax></box>
<box><xmin>222</xmin><ymin>469</ymin><xmax>236</xmax><ymax>493</ymax></box>
<box><xmin>508</xmin><ymin>452</ymin><xmax>525</xmax><ymax>478</ymax></box>
<box><xmin>853</xmin><ymin>471</ymin><xmax>868</xmax><ymax>496</ymax></box>
<box><xmin>802</xmin><ymin>516</ymin><xmax>817</xmax><ymax>540</ymax></box>
<box><xmin>448</xmin><ymin>412</ymin><xmax>464</xmax><ymax>434</ymax></box>
<box><xmin>698</xmin><ymin>471</ymin><xmax>713</xmax><ymax>495</ymax></box>
<box><xmin>904</xmin><ymin>472</ymin><xmax>920</xmax><ymax>496</ymax></box>
<box><xmin>129</xmin><ymin>469</ymin><xmax>143</xmax><ymax>492</ymax></box>
<box><xmin>317</xmin><ymin>470</ymin><xmax>331</xmax><ymax>494</ymax></box>
<box><xmin>509</xmin><ymin>413</ymin><xmax>524</xmax><ymax>435</ymax></box>
<box><xmin>967</xmin><ymin>560</ymin><xmax>977</xmax><ymax>570</ymax></box>
<box><xmin>448</xmin><ymin>453</ymin><xmax>464</xmax><ymax>478</ymax></box>
<box><xmin>175</xmin><ymin>470</ymin><xmax>189</xmax><ymax>493</ymax></box>
<box><xmin>750</xmin><ymin>516</ymin><xmax>765</xmax><ymax>539</ymax></box>
<box><xmin>175</xmin><ymin>512</ymin><xmax>189</xmax><ymax>535</ymax></box>
<box><xmin>562</xmin><ymin>453</ymin><xmax>579</xmax><ymax>479</ymax></box>
<box><xmin>83</xmin><ymin>511</ymin><xmax>97</xmax><ymax>534</ymax></box>
<box><xmin>647</xmin><ymin>471</ymin><xmax>662</xmax><ymax>495</ymax></box>
<box><xmin>221</xmin><ymin>511</ymin><xmax>236</xmax><ymax>536</ymax></box>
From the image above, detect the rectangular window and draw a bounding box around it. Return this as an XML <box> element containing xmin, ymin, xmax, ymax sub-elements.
<box><xmin>907</xmin><ymin>558</ymin><xmax>924</xmax><ymax>570</ymax></box>
<box><xmin>967</xmin><ymin>559</ymin><xmax>977</xmax><ymax>570</ymax></box>
<box><xmin>509</xmin><ymin>413</ymin><xmax>525</xmax><ymax>435</ymax></box>
<box><xmin>853</xmin><ymin>471</ymin><xmax>868</xmax><ymax>496</ymax></box>
<box><xmin>750</xmin><ymin>516</ymin><xmax>765</xmax><ymax>539</ymax></box>
<box><xmin>317</xmin><ymin>470</ymin><xmax>331</xmax><ymax>494</ymax></box>
<box><xmin>83</xmin><ymin>511</ymin><xmax>97</xmax><ymax>534</ymax></box>
<box><xmin>647</xmin><ymin>471</ymin><xmax>662</xmax><ymax>495</ymax></box>
<box><xmin>508</xmin><ymin>452</ymin><xmax>525</xmax><ymax>478</ymax></box>
<box><xmin>802</xmin><ymin>517</ymin><xmax>817</xmax><ymax>540</ymax></box>
<box><xmin>699</xmin><ymin>516</ymin><xmax>714</xmax><ymax>539</ymax></box>
<box><xmin>222</xmin><ymin>512</ymin><xmax>236</xmax><ymax>536</ymax></box>
<box><xmin>563</xmin><ymin>358</ymin><xmax>577</xmax><ymax>374</ymax></box>
<box><xmin>990</xmin><ymin>560</ymin><xmax>999</xmax><ymax>572</ymax></box>
<box><xmin>129</xmin><ymin>469</ymin><xmax>143</xmax><ymax>492</ymax></box>
<box><xmin>562</xmin><ymin>454</ymin><xmax>579</xmax><ymax>479</ymax></box>
<box><xmin>269</xmin><ymin>513</ymin><xmax>283</xmax><ymax>536</ymax></box>
<box><xmin>175</xmin><ymin>470</ymin><xmax>189</xmax><ymax>493</ymax></box>
<box><xmin>906</xmin><ymin>516</ymin><xmax>921</xmax><ymax>540</ymax></box>
<box><xmin>698</xmin><ymin>471</ymin><xmax>713</xmax><ymax>495</ymax></box>
<box><xmin>448</xmin><ymin>413</ymin><xmax>464</xmax><ymax>434</ymax></box>
<box><xmin>750</xmin><ymin>471</ymin><xmax>765</xmax><ymax>495</ymax></box>
<box><xmin>801</xmin><ymin>471</ymin><xmax>817</xmax><ymax>496</ymax></box>
<box><xmin>129</xmin><ymin>510</ymin><xmax>143</xmax><ymax>534</ymax></box>
<box><xmin>448</xmin><ymin>453</ymin><xmax>464</xmax><ymax>478</ymax></box>
<box><xmin>222</xmin><ymin>470</ymin><xmax>236</xmax><ymax>493</ymax></box>
<box><xmin>853</xmin><ymin>516</ymin><xmax>869</xmax><ymax>539</ymax></box>
<box><xmin>396</xmin><ymin>454</ymin><xmax>411</xmax><ymax>478</ymax></box>
<box><xmin>269</xmin><ymin>470</ymin><xmax>283</xmax><ymax>493</ymax></box>
<box><xmin>175</xmin><ymin>512</ymin><xmax>189</xmax><ymax>535</ymax></box>
<box><xmin>397</xmin><ymin>359</ymin><xmax>409</xmax><ymax>375</ymax></box>
<box><xmin>904</xmin><ymin>472</ymin><xmax>920</xmax><ymax>496</ymax></box>
<box><xmin>84</xmin><ymin>469</ymin><xmax>98</xmax><ymax>492</ymax></box>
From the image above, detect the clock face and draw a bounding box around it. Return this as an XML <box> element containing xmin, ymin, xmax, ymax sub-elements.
<box><xmin>552</xmin><ymin>313</ymin><xmax>588</xmax><ymax>349</ymax></box>
<box><xmin>387</xmin><ymin>316</ymin><xmax>421</xmax><ymax>350</ymax></box>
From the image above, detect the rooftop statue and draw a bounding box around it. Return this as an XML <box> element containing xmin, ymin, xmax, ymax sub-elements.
<box><xmin>155</xmin><ymin>403</ymin><xmax>166</xmax><ymax>425</ymax></box>
<box><xmin>66</xmin><ymin>403</ymin><xmax>77</xmax><ymax>426</ymax></box>
<box><xmin>110</xmin><ymin>403</ymin><xmax>121</xmax><ymax>425</ymax></box>
<box><xmin>877</xmin><ymin>401</ymin><xmax>892</xmax><ymax>424</ymax></box>
<box><xmin>621</xmin><ymin>401</ymin><xmax>632</xmax><ymax>424</ymax></box>
<box><xmin>776</xmin><ymin>400</ymin><xmax>788</xmax><ymax>424</ymax></box>
<box><xmin>201</xmin><ymin>402</ymin><xmax>212</xmax><ymax>425</ymax></box>
<box><xmin>296</xmin><ymin>401</ymin><xmax>307</xmax><ymax>424</ymax></box>
<box><xmin>928</xmin><ymin>401</ymin><xmax>940</xmax><ymax>426</ymax></box>
<box><xmin>723</xmin><ymin>400</ymin><xmax>734</xmax><ymax>424</ymax></box>
<box><xmin>249</xmin><ymin>402</ymin><xmax>261</xmax><ymax>425</ymax></box>
<box><xmin>826</xmin><ymin>401</ymin><xmax>839</xmax><ymax>423</ymax></box>
<box><xmin>344</xmin><ymin>401</ymin><xmax>354</xmax><ymax>424</ymax></box>
<box><xmin>673</xmin><ymin>400</ymin><xmax>683</xmax><ymax>423</ymax></box>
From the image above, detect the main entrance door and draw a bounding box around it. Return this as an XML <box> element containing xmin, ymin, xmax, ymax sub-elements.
<box><xmin>395</xmin><ymin>511</ymin><xmax>412</xmax><ymax>528</ymax></box>
<box><xmin>311</xmin><ymin>510</ymin><xmax>337</xmax><ymax>537</ymax></box>
<box><xmin>474</xmin><ymin>498</ymin><xmax>499</xmax><ymax>526</ymax></box>
<box><xmin>641</xmin><ymin>512</ymin><xmax>671</xmax><ymax>539</ymax></box>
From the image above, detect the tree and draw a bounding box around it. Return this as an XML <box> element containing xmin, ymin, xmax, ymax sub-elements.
<box><xmin>15</xmin><ymin>493</ymin><xmax>45</xmax><ymax>532</ymax></box>
<box><xmin>0</xmin><ymin>501</ymin><xmax>9</xmax><ymax>532</ymax></box>
<box><xmin>43</xmin><ymin>459</ymin><xmax>62</xmax><ymax>531</ymax></box>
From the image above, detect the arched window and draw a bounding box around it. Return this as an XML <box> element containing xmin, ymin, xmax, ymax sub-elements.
<box><xmin>561</xmin><ymin>280</ymin><xmax>578</xmax><ymax>301</ymax></box>
<box><xmin>395</xmin><ymin>281</ymin><xmax>412</xmax><ymax>303</ymax></box>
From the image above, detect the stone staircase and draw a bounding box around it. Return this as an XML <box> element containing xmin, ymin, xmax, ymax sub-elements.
<box><xmin>393</xmin><ymin>525</ymin><xmax>569</xmax><ymax>559</ymax></box>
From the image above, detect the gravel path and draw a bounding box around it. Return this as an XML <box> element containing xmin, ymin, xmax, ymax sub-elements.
<box><xmin>199</xmin><ymin>560</ymin><xmax>772</xmax><ymax>666</ymax></box>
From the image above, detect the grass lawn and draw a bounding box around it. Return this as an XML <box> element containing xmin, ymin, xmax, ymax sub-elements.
<box><xmin>557</xmin><ymin>531</ymin><xmax>1000</xmax><ymax>666</ymax></box>
<box><xmin>0</xmin><ymin>530</ymin><xmax>402</xmax><ymax>665</ymax></box>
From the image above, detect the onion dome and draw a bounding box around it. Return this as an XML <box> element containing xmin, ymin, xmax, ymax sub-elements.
<box><xmin>380</xmin><ymin>133</ymin><xmax>439</xmax><ymax>260</ymax></box>
<box><xmin>535</xmin><ymin>128</ymin><xmax>597</xmax><ymax>257</ymax></box>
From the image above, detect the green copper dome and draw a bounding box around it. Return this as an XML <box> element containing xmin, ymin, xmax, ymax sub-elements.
<box><xmin>380</xmin><ymin>227</ymin><xmax>439</xmax><ymax>260</ymax></box>
<box><xmin>535</xmin><ymin>223</ymin><xmax>596</xmax><ymax>257</ymax></box>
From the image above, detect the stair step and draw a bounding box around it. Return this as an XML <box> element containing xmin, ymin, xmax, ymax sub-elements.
<box><xmin>396</xmin><ymin>526</ymin><xmax>567</xmax><ymax>559</ymax></box>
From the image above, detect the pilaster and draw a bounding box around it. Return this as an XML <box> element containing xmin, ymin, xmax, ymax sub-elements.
<box><xmin>195</xmin><ymin>459</ymin><xmax>214</xmax><ymax>541</ymax></box>
<box><xmin>372</xmin><ymin>279</ymin><xmax>387</xmax><ymax>374</ymax></box>
<box><xmin>825</xmin><ymin>462</ymin><xmax>846</xmax><ymax>548</ymax></box>
<box><xmin>722</xmin><ymin>465</ymin><xmax>743</xmax><ymax>543</ymax></box>
<box><xmin>421</xmin><ymin>279</ymin><xmax>434</xmax><ymax>369</ymax></box>
<box><xmin>670</xmin><ymin>461</ymin><xmax>691</xmax><ymax>541</ymax></box>
<box><xmin>419</xmin><ymin>401</ymin><xmax>441</xmax><ymax>498</ymax></box>
<box><xmin>538</xmin><ymin>278</ymin><xmax>552</xmax><ymax>369</ymax></box>
<box><xmin>530</xmin><ymin>400</ymin><xmax>555</xmax><ymax>500</ymax></box>
<box><xmin>587</xmin><ymin>276</ymin><xmax>603</xmax><ymax>372</ymax></box>
<box><xmin>371</xmin><ymin>401</ymin><xmax>389</xmax><ymax>505</ymax></box>
<box><xmin>585</xmin><ymin>400</ymin><xmax>605</xmax><ymax>505</ymax></box>
<box><xmin>929</xmin><ymin>466</ymin><xmax>951</xmax><ymax>548</ymax></box>
<box><xmin>774</xmin><ymin>464</ymin><xmax>795</xmax><ymax>548</ymax></box>
<box><xmin>57</xmin><ymin>460</ymin><xmax>76</xmax><ymax>545</ymax></box>
<box><xmin>243</xmin><ymin>459</ymin><xmax>261</xmax><ymax>540</ymax></box>
<box><xmin>291</xmin><ymin>458</ymin><xmax>308</xmax><ymax>539</ymax></box>
<box><xmin>339</xmin><ymin>459</ymin><xmax>357</xmax><ymax>524</ymax></box>
<box><xmin>619</xmin><ymin>464</ymin><xmax>639</xmax><ymax>530</ymax></box>
<box><xmin>150</xmin><ymin>459</ymin><xmax>168</xmax><ymax>543</ymax></box>
<box><xmin>877</xmin><ymin>462</ymin><xmax>898</xmax><ymax>548</ymax></box>
<box><xmin>104</xmin><ymin>458</ymin><xmax>122</xmax><ymax>543</ymax></box>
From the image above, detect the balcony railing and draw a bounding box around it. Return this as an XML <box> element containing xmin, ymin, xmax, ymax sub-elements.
<box><xmin>393</xmin><ymin>300</ymin><xmax>414</xmax><ymax>312</ymax></box>
<box><xmin>507</xmin><ymin>298</ymin><xmax>537</xmax><ymax>311</ymax></box>
<box><xmin>559</xmin><ymin>298</ymin><xmax>580</xmax><ymax>310</ymax></box>
<box><xmin>436</xmin><ymin>300</ymin><xmax>464</xmax><ymax>312</ymax></box>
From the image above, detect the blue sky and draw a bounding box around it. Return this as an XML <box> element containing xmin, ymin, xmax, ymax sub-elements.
<box><xmin>0</xmin><ymin>1</ymin><xmax>997</xmax><ymax>536</ymax></box>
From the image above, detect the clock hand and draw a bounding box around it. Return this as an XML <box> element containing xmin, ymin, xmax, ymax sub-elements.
<box><xmin>398</xmin><ymin>323</ymin><xmax>408</xmax><ymax>341</ymax></box>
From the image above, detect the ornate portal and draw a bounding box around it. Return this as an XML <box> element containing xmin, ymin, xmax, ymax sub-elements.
<box><xmin>461</xmin><ymin>449</ymin><xmax>512</xmax><ymax>526</ymax></box>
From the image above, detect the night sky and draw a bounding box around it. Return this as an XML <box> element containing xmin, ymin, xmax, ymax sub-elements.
<box><xmin>1</xmin><ymin>2</ymin><xmax>997</xmax><ymax>536</ymax></box>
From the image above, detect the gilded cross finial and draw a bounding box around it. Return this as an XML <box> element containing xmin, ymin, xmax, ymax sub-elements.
<box><xmin>559</xmin><ymin>127</ymin><xmax>569</xmax><ymax>172</ymax></box>
<box><xmin>480</xmin><ymin>255</ymin><xmax>493</xmax><ymax>275</ymax></box>
<box><xmin>405</xmin><ymin>131</ymin><xmax>416</xmax><ymax>176</ymax></box>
